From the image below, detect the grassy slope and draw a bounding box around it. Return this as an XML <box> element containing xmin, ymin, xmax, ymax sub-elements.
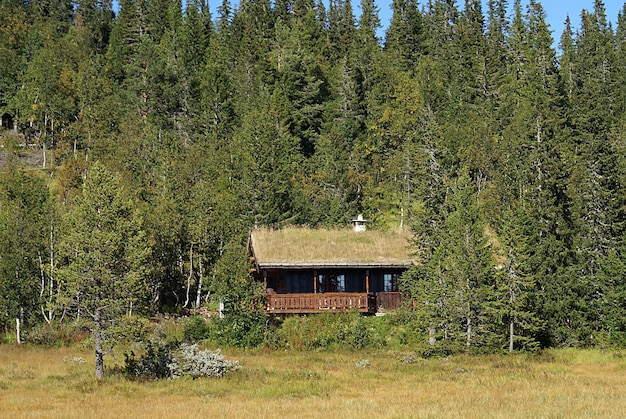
<box><xmin>250</xmin><ymin>227</ymin><xmax>416</xmax><ymax>264</ymax></box>
<box><xmin>1</xmin><ymin>345</ymin><xmax>625</xmax><ymax>418</ymax></box>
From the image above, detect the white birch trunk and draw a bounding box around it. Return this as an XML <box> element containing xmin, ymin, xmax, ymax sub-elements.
<box><xmin>195</xmin><ymin>258</ymin><xmax>203</xmax><ymax>308</ymax></box>
<box><xmin>16</xmin><ymin>315</ymin><xmax>21</xmax><ymax>345</ymax></box>
<box><xmin>184</xmin><ymin>245</ymin><xmax>193</xmax><ymax>308</ymax></box>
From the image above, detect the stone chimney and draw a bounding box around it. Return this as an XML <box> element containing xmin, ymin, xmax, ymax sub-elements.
<box><xmin>352</xmin><ymin>214</ymin><xmax>367</xmax><ymax>232</ymax></box>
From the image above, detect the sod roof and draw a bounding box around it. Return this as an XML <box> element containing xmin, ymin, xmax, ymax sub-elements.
<box><xmin>249</xmin><ymin>227</ymin><xmax>416</xmax><ymax>269</ymax></box>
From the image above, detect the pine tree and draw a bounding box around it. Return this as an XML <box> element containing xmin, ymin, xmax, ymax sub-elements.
<box><xmin>74</xmin><ymin>0</ymin><xmax>114</xmax><ymax>52</ymax></box>
<box><xmin>233</xmin><ymin>86</ymin><xmax>304</xmax><ymax>226</ymax></box>
<box><xmin>558</xmin><ymin>16</ymin><xmax>576</xmax><ymax>100</ymax></box>
<box><xmin>497</xmin><ymin>0</ymin><xmax>575</xmax><ymax>346</ymax></box>
<box><xmin>327</xmin><ymin>0</ymin><xmax>356</xmax><ymax>59</ymax></box>
<box><xmin>497</xmin><ymin>206</ymin><xmax>544</xmax><ymax>352</ymax></box>
<box><xmin>58</xmin><ymin>162</ymin><xmax>151</xmax><ymax>380</ymax></box>
<box><xmin>565</xmin><ymin>0</ymin><xmax>623</xmax><ymax>344</ymax></box>
<box><xmin>0</xmin><ymin>1</ymin><xmax>30</xmax><ymax>124</ymax></box>
<box><xmin>404</xmin><ymin>173</ymin><xmax>497</xmax><ymax>353</ymax></box>
<box><xmin>384</xmin><ymin>0</ymin><xmax>424</xmax><ymax>71</ymax></box>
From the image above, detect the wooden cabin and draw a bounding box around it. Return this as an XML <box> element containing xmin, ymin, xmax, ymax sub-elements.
<box><xmin>249</xmin><ymin>224</ymin><xmax>415</xmax><ymax>314</ymax></box>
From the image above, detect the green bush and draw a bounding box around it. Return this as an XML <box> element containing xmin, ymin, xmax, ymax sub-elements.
<box><xmin>183</xmin><ymin>316</ymin><xmax>211</xmax><ymax>342</ymax></box>
<box><xmin>26</xmin><ymin>321</ymin><xmax>91</xmax><ymax>347</ymax></box>
<box><xmin>277</xmin><ymin>312</ymin><xmax>385</xmax><ymax>351</ymax></box>
<box><xmin>209</xmin><ymin>310</ymin><xmax>270</xmax><ymax>348</ymax></box>
<box><xmin>124</xmin><ymin>339</ymin><xmax>177</xmax><ymax>380</ymax></box>
<box><xmin>124</xmin><ymin>340</ymin><xmax>240</xmax><ymax>380</ymax></box>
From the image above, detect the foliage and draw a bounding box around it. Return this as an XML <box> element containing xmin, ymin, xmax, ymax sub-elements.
<box><xmin>124</xmin><ymin>339</ymin><xmax>177</xmax><ymax>380</ymax></box>
<box><xmin>208</xmin><ymin>309</ymin><xmax>271</xmax><ymax>348</ymax></box>
<box><xmin>183</xmin><ymin>315</ymin><xmax>212</xmax><ymax>342</ymax></box>
<box><xmin>124</xmin><ymin>339</ymin><xmax>240</xmax><ymax>380</ymax></box>
<box><xmin>0</xmin><ymin>166</ymin><xmax>51</xmax><ymax>341</ymax></box>
<box><xmin>277</xmin><ymin>312</ymin><xmax>385</xmax><ymax>350</ymax></box>
<box><xmin>25</xmin><ymin>321</ymin><xmax>91</xmax><ymax>347</ymax></box>
<box><xmin>168</xmin><ymin>344</ymin><xmax>241</xmax><ymax>379</ymax></box>
<box><xmin>2</xmin><ymin>0</ymin><xmax>626</xmax><ymax>353</ymax></box>
<box><xmin>56</xmin><ymin>161</ymin><xmax>152</xmax><ymax>379</ymax></box>
<box><xmin>207</xmin><ymin>239</ymin><xmax>261</xmax><ymax>312</ymax></box>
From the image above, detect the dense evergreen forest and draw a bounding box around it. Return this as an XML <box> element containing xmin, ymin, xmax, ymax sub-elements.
<box><xmin>1</xmin><ymin>0</ymin><xmax>626</xmax><ymax>353</ymax></box>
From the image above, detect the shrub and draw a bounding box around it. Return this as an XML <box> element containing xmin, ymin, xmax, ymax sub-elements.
<box><xmin>124</xmin><ymin>339</ymin><xmax>177</xmax><ymax>380</ymax></box>
<box><xmin>337</xmin><ymin>315</ymin><xmax>372</xmax><ymax>349</ymax></box>
<box><xmin>115</xmin><ymin>317</ymin><xmax>151</xmax><ymax>343</ymax></box>
<box><xmin>168</xmin><ymin>344</ymin><xmax>240</xmax><ymax>379</ymax></box>
<box><xmin>26</xmin><ymin>321</ymin><xmax>91</xmax><ymax>346</ymax></box>
<box><xmin>209</xmin><ymin>310</ymin><xmax>269</xmax><ymax>348</ymax></box>
<box><xmin>124</xmin><ymin>340</ymin><xmax>240</xmax><ymax>380</ymax></box>
<box><xmin>278</xmin><ymin>312</ymin><xmax>384</xmax><ymax>351</ymax></box>
<box><xmin>183</xmin><ymin>316</ymin><xmax>211</xmax><ymax>342</ymax></box>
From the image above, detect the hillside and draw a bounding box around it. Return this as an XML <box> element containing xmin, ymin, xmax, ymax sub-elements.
<box><xmin>1</xmin><ymin>0</ymin><xmax>626</xmax><ymax>352</ymax></box>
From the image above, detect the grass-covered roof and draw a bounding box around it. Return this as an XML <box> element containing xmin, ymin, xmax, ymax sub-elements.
<box><xmin>249</xmin><ymin>227</ymin><xmax>416</xmax><ymax>268</ymax></box>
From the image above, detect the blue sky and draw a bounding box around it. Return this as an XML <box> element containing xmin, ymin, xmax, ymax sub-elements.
<box><xmin>527</xmin><ymin>1</ymin><xmax>623</xmax><ymax>33</ymax></box>
<box><xmin>112</xmin><ymin>1</ymin><xmax>624</xmax><ymax>40</ymax></box>
<box><xmin>371</xmin><ymin>1</ymin><xmax>624</xmax><ymax>40</ymax></box>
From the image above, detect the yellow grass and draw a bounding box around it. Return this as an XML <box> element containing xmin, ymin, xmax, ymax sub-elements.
<box><xmin>250</xmin><ymin>227</ymin><xmax>416</xmax><ymax>264</ymax></box>
<box><xmin>2</xmin><ymin>345</ymin><xmax>626</xmax><ymax>418</ymax></box>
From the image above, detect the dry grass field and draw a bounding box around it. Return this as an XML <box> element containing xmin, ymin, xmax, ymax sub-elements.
<box><xmin>2</xmin><ymin>345</ymin><xmax>626</xmax><ymax>418</ymax></box>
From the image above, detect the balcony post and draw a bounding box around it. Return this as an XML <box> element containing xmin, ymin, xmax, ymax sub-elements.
<box><xmin>365</xmin><ymin>269</ymin><xmax>370</xmax><ymax>294</ymax></box>
<box><xmin>263</xmin><ymin>270</ymin><xmax>267</xmax><ymax>291</ymax></box>
<box><xmin>313</xmin><ymin>270</ymin><xmax>317</xmax><ymax>294</ymax></box>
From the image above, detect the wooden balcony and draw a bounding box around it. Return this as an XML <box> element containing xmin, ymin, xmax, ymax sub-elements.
<box><xmin>375</xmin><ymin>292</ymin><xmax>402</xmax><ymax>311</ymax></box>
<box><xmin>265</xmin><ymin>292</ymin><xmax>403</xmax><ymax>314</ymax></box>
<box><xmin>266</xmin><ymin>292</ymin><xmax>377</xmax><ymax>314</ymax></box>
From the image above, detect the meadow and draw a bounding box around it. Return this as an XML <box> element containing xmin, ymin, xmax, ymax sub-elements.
<box><xmin>1</xmin><ymin>345</ymin><xmax>626</xmax><ymax>418</ymax></box>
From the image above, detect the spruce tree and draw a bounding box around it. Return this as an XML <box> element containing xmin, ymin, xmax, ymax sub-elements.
<box><xmin>565</xmin><ymin>0</ymin><xmax>623</xmax><ymax>344</ymax></box>
<box><xmin>406</xmin><ymin>173</ymin><xmax>496</xmax><ymax>352</ymax></box>
<box><xmin>58</xmin><ymin>162</ymin><xmax>151</xmax><ymax>380</ymax></box>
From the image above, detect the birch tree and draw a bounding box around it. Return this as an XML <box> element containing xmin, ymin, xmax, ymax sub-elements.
<box><xmin>0</xmin><ymin>166</ymin><xmax>50</xmax><ymax>344</ymax></box>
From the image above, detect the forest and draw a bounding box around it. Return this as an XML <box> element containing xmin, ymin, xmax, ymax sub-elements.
<box><xmin>1</xmin><ymin>0</ymin><xmax>626</xmax><ymax>356</ymax></box>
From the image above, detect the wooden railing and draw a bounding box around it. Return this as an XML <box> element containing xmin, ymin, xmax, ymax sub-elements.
<box><xmin>266</xmin><ymin>292</ymin><xmax>377</xmax><ymax>314</ymax></box>
<box><xmin>375</xmin><ymin>292</ymin><xmax>403</xmax><ymax>311</ymax></box>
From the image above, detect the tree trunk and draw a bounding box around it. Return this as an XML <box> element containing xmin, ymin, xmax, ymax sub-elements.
<box><xmin>509</xmin><ymin>283</ymin><xmax>515</xmax><ymax>353</ymax></box>
<box><xmin>93</xmin><ymin>311</ymin><xmax>105</xmax><ymax>381</ymax></box>
<box><xmin>195</xmin><ymin>258</ymin><xmax>203</xmax><ymax>308</ymax></box>
<box><xmin>466</xmin><ymin>306</ymin><xmax>472</xmax><ymax>348</ymax></box>
<box><xmin>509</xmin><ymin>318</ymin><xmax>514</xmax><ymax>354</ymax></box>
<box><xmin>184</xmin><ymin>245</ymin><xmax>193</xmax><ymax>308</ymax></box>
<box><xmin>48</xmin><ymin>225</ymin><xmax>55</xmax><ymax>322</ymax></box>
<box><xmin>16</xmin><ymin>315</ymin><xmax>21</xmax><ymax>345</ymax></box>
<box><xmin>428</xmin><ymin>327</ymin><xmax>436</xmax><ymax>346</ymax></box>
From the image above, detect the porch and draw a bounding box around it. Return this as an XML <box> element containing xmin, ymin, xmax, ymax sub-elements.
<box><xmin>265</xmin><ymin>291</ymin><xmax>402</xmax><ymax>314</ymax></box>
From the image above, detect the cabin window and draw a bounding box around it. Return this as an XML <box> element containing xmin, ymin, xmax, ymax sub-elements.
<box><xmin>336</xmin><ymin>274</ymin><xmax>345</xmax><ymax>292</ymax></box>
<box><xmin>383</xmin><ymin>273</ymin><xmax>399</xmax><ymax>292</ymax></box>
<box><xmin>318</xmin><ymin>274</ymin><xmax>345</xmax><ymax>292</ymax></box>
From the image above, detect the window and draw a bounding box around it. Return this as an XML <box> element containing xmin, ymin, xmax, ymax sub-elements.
<box><xmin>384</xmin><ymin>273</ymin><xmax>399</xmax><ymax>292</ymax></box>
<box><xmin>336</xmin><ymin>274</ymin><xmax>345</xmax><ymax>292</ymax></box>
<box><xmin>318</xmin><ymin>274</ymin><xmax>345</xmax><ymax>292</ymax></box>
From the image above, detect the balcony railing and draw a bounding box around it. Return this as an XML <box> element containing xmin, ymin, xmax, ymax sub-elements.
<box><xmin>375</xmin><ymin>292</ymin><xmax>403</xmax><ymax>312</ymax></box>
<box><xmin>266</xmin><ymin>292</ymin><xmax>377</xmax><ymax>314</ymax></box>
<box><xmin>265</xmin><ymin>292</ymin><xmax>404</xmax><ymax>314</ymax></box>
